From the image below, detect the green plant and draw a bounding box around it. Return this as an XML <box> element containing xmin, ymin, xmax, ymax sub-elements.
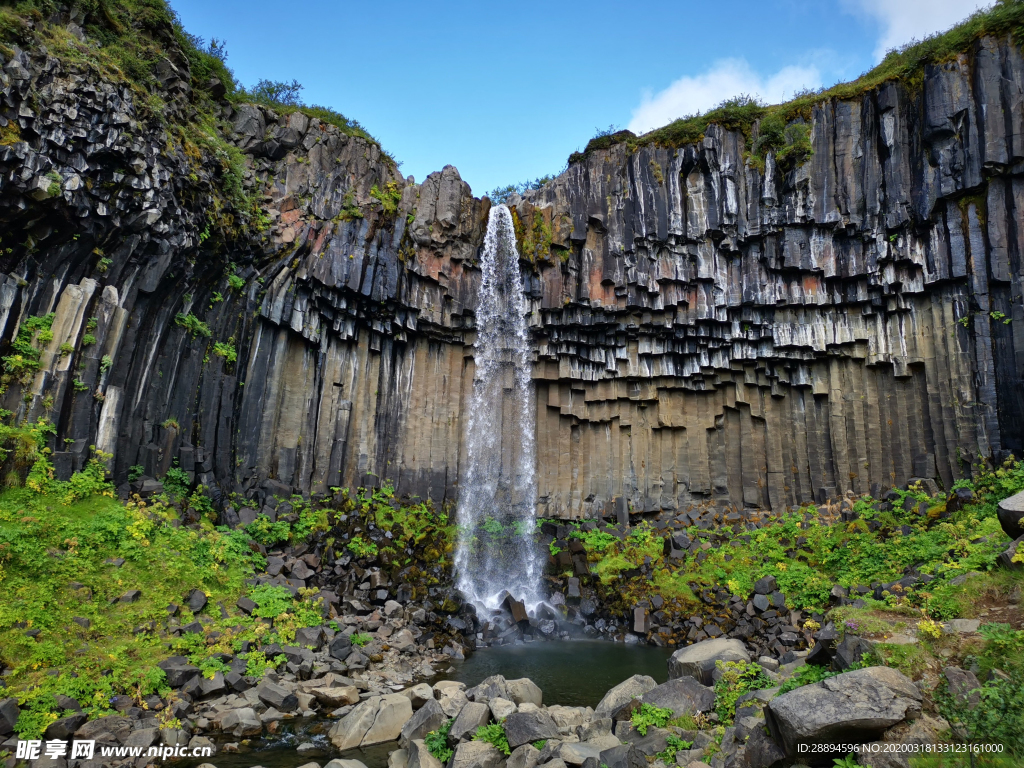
<box><xmin>425</xmin><ymin>719</ymin><xmax>454</xmax><ymax>763</ymax></box>
<box><xmin>532</xmin><ymin>740</ymin><xmax>547</xmax><ymax>750</ymax></box>
<box><xmin>58</xmin><ymin>342</ymin><xmax>74</xmax><ymax>357</ymax></box>
<box><xmin>244</xmin><ymin>650</ymin><xmax>286</xmax><ymax>678</ymax></box>
<box><xmin>227</xmin><ymin>273</ymin><xmax>245</xmax><ymax>291</ymax></box>
<box><xmin>244</xmin><ymin>514</ymin><xmax>291</xmax><ymax>546</ymax></box>
<box><xmin>350</xmin><ymin>632</ymin><xmax>372</xmax><ymax>647</ymax></box>
<box><xmin>472</xmin><ymin>723</ymin><xmax>511</xmax><ymax>756</ymax></box>
<box><xmin>127</xmin><ymin>464</ymin><xmax>145</xmax><ymax>481</ymax></box>
<box><xmin>100</xmin><ymin>355</ymin><xmax>113</xmax><ymax>373</ymax></box>
<box><xmin>833</xmin><ymin>757</ymin><xmax>858</xmax><ymax>768</ymax></box>
<box><xmin>346</xmin><ymin>535</ymin><xmax>378</xmax><ymax>559</ymax></box>
<box><xmin>174</xmin><ymin>313</ymin><xmax>211</xmax><ymax>339</ymax></box>
<box><xmin>778</xmin><ymin>663</ymin><xmax>839</xmax><ymax>694</ymax></box>
<box><xmin>72</xmin><ymin>379</ymin><xmax>88</xmax><ymax>392</ymax></box>
<box><xmin>162</xmin><ymin>465</ymin><xmax>190</xmax><ymax>497</ymax></box>
<box><xmin>713</xmin><ymin>660</ymin><xmax>773</xmax><ymax>723</ymax></box>
<box><xmin>630</xmin><ymin>702</ymin><xmax>673</xmax><ymax>735</ymax></box>
<box><xmin>212</xmin><ymin>340</ymin><xmax>236</xmax><ymax>363</ymax></box>
<box><xmin>370</xmin><ymin>181</ymin><xmax>402</xmax><ymax>216</ymax></box>
<box><xmin>656</xmin><ymin>735</ymin><xmax>694</xmax><ymax>763</ymax></box>
<box><xmin>248</xmin><ymin>584</ymin><xmax>296</xmax><ymax>619</ymax></box>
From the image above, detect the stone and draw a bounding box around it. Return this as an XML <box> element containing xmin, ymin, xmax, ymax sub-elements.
<box><xmin>330</xmin><ymin>633</ymin><xmax>354</xmax><ymax>661</ymax></box>
<box><xmin>436</xmin><ymin>681</ymin><xmax>470</xmax><ymax>717</ymax></box>
<box><xmin>765</xmin><ymin>666</ymin><xmax>922</xmax><ymax>756</ymax></box>
<box><xmin>467</xmin><ymin>675</ymin><xmax>510</xmax><ymax>703</ymax></box>
<box><xmin>507</xmin><ymin>744</ymin><xmax>541</xmax><ymax>768</ymax></box>
<box><xmin>362</xmin><ymin>694</ymin><xmax>415</xmax><ymax>745</ymax></box>
<box><xmin>295</xmin><ymin>626</ymin><xmax>324</xmax><ymax>649</ymax></box>
<box><xmin>330</xmin><ymin>698</ymin><xmax>382</xmax><ymax>749</ymax></box>
<box><xmin>44</xmin><ymin>713</ymin><xmax>88</xmax><ymax>740</ymax></box>
<box><xmin>187</xmin><ymin>589</ymin><xmax>208</xmax><ymax>613</ymax></box>
<box><xmin>400</xmin><ymin>699</ymin><xmax>447</xmax><ymax>748</ymax></box>
<box><xmin>451</xmin><ymin>741</ymin><xmax>506</xmax><ymax>768</ymax></box>
<box><xmin>0</xmin><ymin>698</ymin><xmax>19</xmax><ymax>735</ymax></box>
<box><xmin>504</xmin><ymin>710</ymin><xmax>561</xmax><ymax>748</ymax></box>
<box><xmin>742</xmin><ymin>727</ymin><xmax>785</xmax><ymax>768</ymax></box>
<box><xmin>594</xmin><ymin>675</ymin><xmax>657</xmax><ymax>718</ymax></box>
<box><xmin>943</xmin><ymin>619</ymin><xmax>980</xmax><ymax>634</ymax></box>
<box><xmin>942</xmin><ymin>667</ymin><xmax>981</xmax><ymax>708</ymax></box>
<box><xmin>124</xmin><ymin>728</ymin><xmax>161</xmax><ymax>747</ymax></box>
<box><xmin>220</xmin><ymin>707</ymin><xmax>262</xmax><ymax>737</ymax></box>
<box><xmin>668</xmin><ymin>638</ymin><xmax>749</xmax><ymax>685</ymax></box>
<box><xmin>310</xmin><ymin>685</ymin><xmax>361</xmax><ymax>707</ymax></box>
<box><xmin>407</xmin><ymin>740</ymin><xmax>442</xmax><ymax>768</ymax></box>
<box><xmin>639</xmin><ymin>677</ymin><xmax>715</xmax><ymax>718</ymax></box>
<box><xmin>997</xmin><ymin>490</ymin><xmax>1024</xmax><ymax>539</ymax></box>
<box><xmin>507</xmin><ymin>678</ymin><xmax>543</xmax><ymax>707</ymax></box>
<box><xmin>753</xmin><ymin>576</ymin><xmax>778</xmax><ymax>595</ymax></box>
<box><xmin>450</xmin><ymin>701</ymin><xmax>492</xmax><ymax>742</ymax></box>
<box><xmin>402</xmin><ymin>683</ymin><xmax>435</xmax><ymax>709</ymax></box>
<box><xmin>559</xmin><ymin>742</ymin><xmax>605</xmax><ymax>765</ymax></box>
<box><xmin>325</xmin><ymin>761</ymin><xmax>371</xmax><ymax>768</ymax></box>
<box><xmin>490</xmin><ymin>697</ymin><xmax>517</xmax><ymax>721</ymax></box>
<box><xmin>257</xmin><ymin>680</ymin><xmax>299</xmax><ymax>712</ymax></box>
<box><xmin>157</xmin><ymin>657</ymin><xmax>201</xmax><ymax>688</ymax></box>
<box><xmin>998</xmin><ymin>535</ymin><xmax>1024</xmax><ymax>571</ymax></box>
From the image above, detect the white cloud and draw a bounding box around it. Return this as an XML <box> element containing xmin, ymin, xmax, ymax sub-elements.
<box><xmin>847</xmin><ymin>0</ymin><xmax>993</xmax><ymax>60</ymax></box>
<box><xmin>627</xmin><ymin>59</ymin><xmax>821</xmax><ymax>135</ymax></box>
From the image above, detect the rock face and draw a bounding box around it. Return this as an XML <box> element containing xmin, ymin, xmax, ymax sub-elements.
<box><xmin>0</xmin><ymin>13</ymin><xmax>1022</xmax><ymax>516</ymax></box>
<box><xmin>997</xmin><ymin>490</ymin><xmax>1024</xmax><ymax>539</ymax></box>
<box><xmin>764</xmin><ymin>666</ymin><xmax>923</xmax><ymax>757</ymax></box>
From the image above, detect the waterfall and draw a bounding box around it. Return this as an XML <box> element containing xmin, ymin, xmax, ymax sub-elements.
<box><xmin>454</xmin><ymin>204</ymin><xmax>541</xmax><ymax>610</ymax></box>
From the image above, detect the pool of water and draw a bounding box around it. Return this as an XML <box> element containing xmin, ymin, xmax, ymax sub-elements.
<box><xmin>439</xmin><ymin>640</ymin><xmax>673</xmax><ymax>708</ymax></box>
<box><xmin>181</xmin><ymin>640</ymin><xmax>672</xmax><ymax>768</ymax></box>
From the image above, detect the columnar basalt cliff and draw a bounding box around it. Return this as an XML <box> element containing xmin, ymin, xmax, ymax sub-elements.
<box><xmin>0</xmin><ymin>15</ymin><xmax>1022</xmax><ymax>519</ymax></box>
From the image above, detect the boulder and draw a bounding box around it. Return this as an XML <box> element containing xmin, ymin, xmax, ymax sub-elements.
<box><xmin>400</xmin><ymin>699</ymin><xmax>447</xmax><ymax>748</ymax></box>
<box><xmin>742</xmin><ymin>727</ymin><xmax>786</xmax><ymax>768</ymax></box>
<box><xmin>187</xmin><ymin>589</ymin><xmax>208</xmax><ymax>613</ymax></box>
<box><xmin>507</xmin><ymin>744</ymin><xmax>541</xmax><ymax>768</ymax></box>
<box><xmin>668</xmin><ymin>638</ymin><xmax>749</xmax><ymax>685</ymax></box>
<box><xmin>220</xmin><ymin>707</ymin><xmax>262</xmax><ymax>737</ymax></box>
<box><xmin>44</xmin><ymin>713</ymin><xmax>88</xmax><ymax>740</ymax></box>
<box><xmin>451</xmin><ymin>741</ymin><xmax>506</xmax><ymax>768</ymax></box>
<box><xmin>257</xmin><ymin>680</ymin><xmax>298</xmax><ymax>712</ymax></box>
<box><xmin>330</xmin><ymin>632</ymin><xmax>353</xmax><ymax>661</ymax></box>
<box><xmin>997</xmin><ymin>490</ymin><xmax>1024</xmax><ymax>539</ymax></box>
<box><xmin>330</xmin><ymin>697</ymin><xmax>383</xmax><ymax>749</ymax></box>
<box><xmin>402</xmin><ymin>683</ymin><xmax>435</xmax><ymax>710</ymax></box>
<box><xmin>594</xmin><ymin>675</ymin><xmax>657</xmax><ymax>718</ymax></box>
<box><xmin>157</xmin><ymin>657</ymin><xmax>201</xmax><ymax>688</ymax></box>
<box><xmin>324</xmin><ymin>761</ymin><xmax>370</xmax><ymax>768</ymax></box>
<box><xmin>504</xmin><ymin>710</ymin><xmax>561</xmax><ymax>748</ymax></box>
<box><xmin>559</xmin><ymin>742</ymin><xmax>604</xmax><ymax>765</ymax></box>
<box><xmin>765</xmin><ymin>666</ymin><xmax>922</xmax><ymax>757</ymax></box>
<box><xmin>407</xmin><ymin>739</ymin><xmax>443</xmax><ymax>768</ymax></box>
<box><xmin>0</xmin><ymin>698</ymin><xmax>18</xmax><ymax>736</ymax></box>
<box><xmin>450</xmin><ymin>701</ymin><xmax>491</xmax><ymax>742</ymax></box>
<box><xmin>998</xmin><ymin>535</ymin><xmax>1024</xmax><ymax>571</ymax></box>
<box><xmin>467</xmin><ymin>675</ymin><xmax>510</xmax><ymax>702</ymax></box>
<box><xmin>364</xmin><ymin>694</ymin><xmax>415</xmax><ymax>745</ymax></box>
<box><xmin>507</xmin><ymin>678</ymin><xmax>543</xmax><ymax>707</ymax></box>
<box><xmin>638</xmin><ymin>677</ymin><xmax>715</xmax><ymax>717</ymax></box>
<box><xmin>310</xmin><ymin>685</ymin><xmax>361</xmax><ymax>707</ymax></box>
<box><xmin>436</xmin><ymin>680</ymin><xmax>470</xmax><ymax>717</ymax></box>
<box><xmin>489</xmin><ymin>697</ymin><xmax>517</xmax><ymax>721</ymax></box>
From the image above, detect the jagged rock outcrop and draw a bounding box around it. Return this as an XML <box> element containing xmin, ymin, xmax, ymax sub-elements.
<box><xmin>0</xmin><ymin>11</ymin><xmax>1022</xmax><ymax>517</ymax></box>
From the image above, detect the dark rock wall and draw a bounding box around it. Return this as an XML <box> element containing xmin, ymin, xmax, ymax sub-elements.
<box><xmin>0</xmin><ymin>33</ymin><xmax>1022</xmax><ymax>517</ymax></box>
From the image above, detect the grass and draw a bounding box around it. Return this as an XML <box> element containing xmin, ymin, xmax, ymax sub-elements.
<box><xmin>569</xmin><ymin>0</ymin><xmax>1024</xmax><ymax>164</ymax></box>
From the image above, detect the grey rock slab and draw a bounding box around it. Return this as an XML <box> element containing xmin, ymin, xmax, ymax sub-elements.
<box><xmin>504</xmin><ymin>709</ymin><xmax>561</xmax><ymax>748</ymax></box>
<box><xmin>363</xmin><ymin>694</ymin><xmax>414</xmax><ymax>746</ymax></box>
<box><xmin>639</xmin><ymin>677</ymin><xmax>715</xmax><ymax>717</ymax></box>
<box><xmin>324</xmin><ymin>760</ymin><xmax>371</xmax><ymax>768</ymax></box>
<box><xmin>507</xmin><ymin>678</ymin><xmax>543</xmax><ymax>707</ymax></box>
<box><xmin>594</xmin><ymin>675</ymin><xmax>657</xmax><ymax>718</ymax></box>
<box><xmin>329</xmin><ymin>697</ymin><xmax>381</xmax><ymax>750</ymax></box>
<box><xmin>257</xmin><ymin>680</ymin><xmax>299</xmax><ymax>712</ymax></box>
<box><xmin>407</xmin><ymin>740</ymin><xmax>442</xmax><ymax>768</ymax></box>
<box><xmin>997</xmin><ymin>490</ymin><xmax>1024</xmax><ymax>539</ymax></box>
<box><xmin>451</xmin><ymin>741</ymin><xmax>506</xmax><ymax>768</ymax></box>
<box><xmin>668</xmin><ymin>638</ymin><xmax>749</xmax><ymax>686</ymax></box>
<box><xmin>402</xmin><ymin>683</ymin><xmax>435</xmax><ymax>709</ymax></box>
<box><xmin>450</xmin><ymin>701</ymin><xmax>491</xmax><ymax>742</ymax></box>
<box><xmin>400</xmin><ymin>698</ymin><xmax>447</xmax><ymax>749</ymax></box>
<box><xmin>310</xmin><ymin>685</ymin><xmax>361</xmax><ymax>707</ymax></box>
<box><xmin>559</xmin><ymin>742</ymin><xmax>603</xmax><ymax>766</ymax></box>
<box><xmin>764</xmin><ymin>666</ymin><xmax>922</xmax><ymax>757</ymax></box>
<box><xmin>466</xmin><ymin>675</ymin><xmax>510</xmax><ymax>703</ymax></box>
<box><xmin>220</xmin><ymin>708</ymin><xmax>262</xmax><ymax>738</ymax></box>
<box><xmin>489</xmin><ymin>697</ymin><xmax>517</xmax><ymax>721</ymax></box>
<box><xmin>507</xmin><ymin>744</ymin><xmax>541</xmax><ymax>768</ymax></box>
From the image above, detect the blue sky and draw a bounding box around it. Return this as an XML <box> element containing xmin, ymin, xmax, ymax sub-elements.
<box><xmin>171</xmin><ymin>0</ymin><xmax>989</xmax><ymax>196</ymax></box>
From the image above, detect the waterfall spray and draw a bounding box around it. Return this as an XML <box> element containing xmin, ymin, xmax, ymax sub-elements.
<box><xmin>454</xmin><ymin>204</ymin><xmax>541</xmax><ymax>610</ymax></box>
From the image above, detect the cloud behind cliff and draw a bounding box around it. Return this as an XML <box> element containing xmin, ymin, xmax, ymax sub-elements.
<box><xmin>847</xmin><ymin>0</ymin><xmax>994</xmax><ymax>60</ymax></box>
<box><xmin>627</xmin><ymin>59</ymin><xmax>822</xmax><ymax>135</ymax></box>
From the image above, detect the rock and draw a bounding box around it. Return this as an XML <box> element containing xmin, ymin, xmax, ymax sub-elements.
<box><xmin>330</xmin><ymin>698</ymin><xmax>383</xmax><ymax>749</ymax></box>
<box><xmin>998</xmin><ymin>535</ymin><xmax>1024</xmax><ymax>571</ymax></box>
<box><xmin>330</xmin><ymin>633</ymin><xmax>354</xmax><ymax>661</ymax></box>
<box><xmin>559</xmin><ymin>742</ymin><xmax>605</xmax><ymax>765</ymax></box>
<box><xmin>638</xmin><ymin>677</ymin><xmax>715</xmax><ymax>718</ymax></box>
<box><xmin>668</xmin><ymin>638</ymin><xmax>749</xmax><ymax>685</ymax></box>
<box><xmin>504</xmin><ymin>710</ymin><xmax>561</xmax><ymax>748</ymax></box>
<box><xmin>402</xmin><ymin>683</ymin><xmax>435</xmax><ymax>710</ymax></box>
<box><xmin>451</xmin><ymin>741</ymin><xmax>506</xmax><ymax>768</ymax></box>
<box><xmin>407</xmin><ymin>740</ymin><xmax>443</xmax><ymax>768</ymax></box>
<box><xmin>436</xmin><ymin>680</ymin><xmax>470</xmax><ymax>717</ymax></box>
<box><xmin>310</xmin><ymin>685</ymin><xmax>361</xmax><ymax>707</ymax></box>
<box><xmin>942</xmin><ymin>667</ymin><xmax>981</xmax><ymax>708</ymax></box>
<box><xmin>742</xmin><ymin>727</ymin><xmax>785</xmax><ymax>768</ymax></box>
<box><xmin>324</xmin><ymin>760</ymin><xmax>370</xmax><ymax>768</ymax></box>
<box><xmin>220</xmin><ymin>707</ymin><xmax>262</xmax><ymax>737</ymax></box>
<box><xmin>187</xmin><ymin>589</ymin><xmax>208</xmax><ymax>613</ymax></box>
<box><xmin>508</xmin><ymin>744</ymin><xmax>541</xmax><ymax>768</ymax></box>
<box><xmin>400</xmin><ymin>699</ymin><xmax>447</xmax><ymax>748</ymax></box>
<box><xmin>490</xmin><ymin>697</ymin><xmax>517</xmax><ymax>721</ymax></box>
<box><xmin>467</xmin><ymin>675</ymin><xmax>510</xmax><ymax>703</ymax></box>
<box><xmin>295</xmin><ymin>626</ymin><xmax>324</xmax><ymax>649</ymax></box>
<box><xmin>997</xmin><ymin>490</ymin><xmax>1024</xmax><ymax>539</ymax></box>
<box><xmin>450</xmin><ymin>701</ymin><xmax>492</xmax><ymax>742</ymax></box>
<box><xmin>754</xmin><ymin>576</ymin><xmax>778</xmax><ymax>595</ymax></box>
<box><xmin>44</xmin><ymin>713</ymin><xmax>88</xmax><ymax>740</ymax></box>
<box><xmin>765</xmin><ymin>666</ymin><xmax>922</xmax><ymax>756</ymax></box>
<box><xmin>594</xmin><ymin>675</ymin><xmax>657</xmax><ymax>718</ymax></box>
<box><xmin>157</xmin><ymin>657</ymin><xmax>201</xmax><ymax>688</ymax></box>
<box><xmin>200</xmin><ymin>671</ymin><xmax>226</xmax><ymax>697</ymax></box>
<box><xmin>257</xmin><ymin>680</ymin><xmax>299</xmax><ymax>712</ymax></box>
<box><xmin>124</xmin><ymin>728</ymin><xmax>161</xmax><ymax>747</ymax></box>
<box><xmin>507</xmin><ymin>678</ymin><xmax>543</xmax><ymax>707</ymax></box>
<box><xmin>943</xmin><ymin>619</ymin><xmax>980</xmax><ymax>634</ymax></box>
<box><xmin>363</xmin><ymin>694</ymin><xmax>415</xmax><ymax>746</ymax></box>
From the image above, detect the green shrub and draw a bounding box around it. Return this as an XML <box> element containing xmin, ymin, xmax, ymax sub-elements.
<box><xmin>175</xmin><ymin>313</ymin><xmax>211</xmax><ymax>339</ymax></box>
<box><xmin>350</xmin><ymin>632</ymin><xmax>372</xmax><ymax>647</ymax></box>
<box><xmin>425</xmin><ymin>718</ymin><xmax>454</xmax><ymax>763</ymax></box>
<box><xmin>473</xmin><ymin>723</ymin><xmax>511</xmax><ymax>756</ymax></box>
<box><xmin>713</xmin><ymin>660</ymin><xmax>773</xmax><ymax>723</ymax></box>
<box><xmin>778</xmin><ymin>663</ymin><xmax>838</xmax><ymax>694</ymax></box>
<box><xmin>656</xmin><ymin>735</ymin><xmax>694</xmax><ymax>763</ymax></box>
<box><xmin>630</xmin><ymin>702</ymin><xmax>673</xmax><ymax>735</ymax></box>
<box><xmin>244</xmin><ymin>514</ymin><xmax>291</xmax><ymax>546</ymax></box>
<box><xmin>248</xmin><ymin>584</ymin><xmax>295</xmax><ymax>619</ymax></box>
<box><xmin>346</xmin><ymin>535</ymin><xmax>378</xmax><ymax>559</ymax></box>
<box><xmin>212</xmin><ymin>340</ymin><xmax>236</xmax><ymax>363</ymax></box>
